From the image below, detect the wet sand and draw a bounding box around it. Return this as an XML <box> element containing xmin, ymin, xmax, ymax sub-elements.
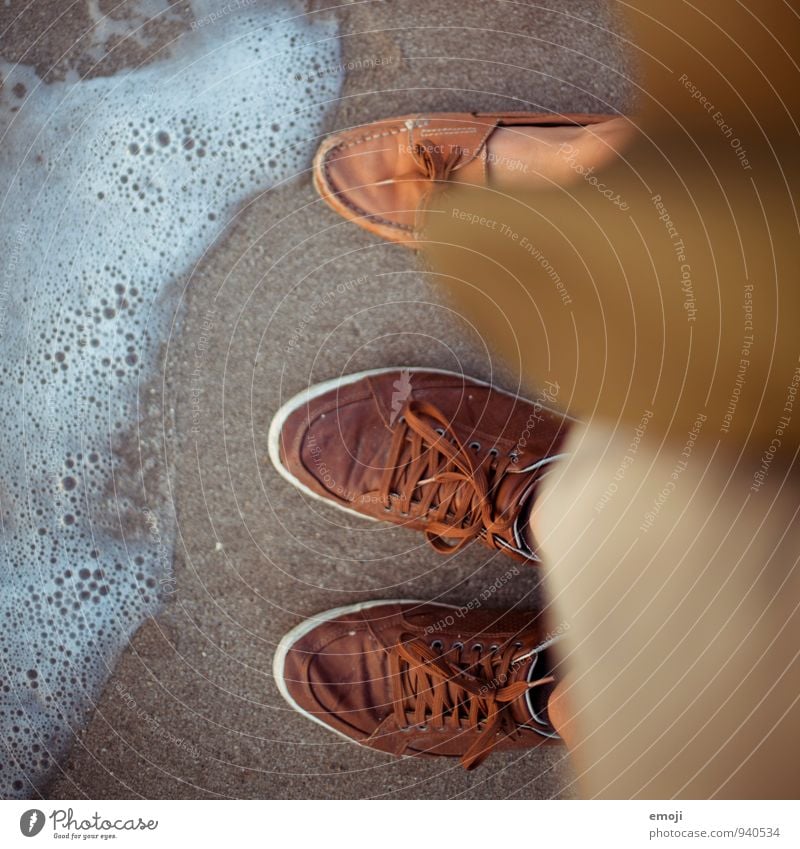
<box><xmin>11</xmin><ymin>0</ymin><xmax>635</xmax><ymax>799</ymax></box>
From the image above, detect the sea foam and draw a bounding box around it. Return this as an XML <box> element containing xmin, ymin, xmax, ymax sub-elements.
<box><xmin>0</xmin><ymin>0</ymin><xmax>342</xmax><ymax>797</ymax></box>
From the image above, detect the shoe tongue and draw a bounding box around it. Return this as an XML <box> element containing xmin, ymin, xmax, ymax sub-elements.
<box><xmin>502</xmin><ymin>647</ymin><xmax>556</xmax><ymax>728</ymax></box>
<box><xmin>411</xmin><ymin>433</ymin><xmax>536</xmax><ymax>515</ymax></box>
<box><xmin>500</xmin><ymin>655</ymin><xmax>536</xmax><ymax>725</ymax></box>
<box><xmin>487</xmin><ymin>648</ymin><xmax>538</xmax><ymax>726</ymax></box>
<box><xmin>491</xmin><ymin>466</ymin><xmax>539</xmax><ymax>551</ymax></box>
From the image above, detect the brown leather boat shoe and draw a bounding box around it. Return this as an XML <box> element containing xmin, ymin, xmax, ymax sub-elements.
<box><xmin>268</xmin><ymin>368</ymin><xmax>573</xmax><ymax>563</ymax></box>
<box><xmin>313</xmin><ymin>111</ymin><xmax>617</xmax><ymax>245</ymax></box>
<box><xmin>273</xmin><ymin>600</ymin><xmax>562</xmax><ymax>769</ymax></box>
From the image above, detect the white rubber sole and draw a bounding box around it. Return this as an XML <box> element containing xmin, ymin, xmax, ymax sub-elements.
<box><xmin>267</xmin><ymin>366</ymin><xmax>574</xmax><ymax>521</ymax></box>
<box><xmin>272</xmin><ymin>599</ymin><xmax>459</xmax><ymax>746</ymax></box>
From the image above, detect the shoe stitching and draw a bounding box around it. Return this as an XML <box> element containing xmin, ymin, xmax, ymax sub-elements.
<box><xmin>419</xmin><ymin>126</ymin><xmax>480</xmax><ymax>135</ymax></box>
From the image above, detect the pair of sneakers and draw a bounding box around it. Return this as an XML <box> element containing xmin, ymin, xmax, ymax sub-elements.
<box><xmin>270</xmin><ymin>109</ymin><xmax>606</xmax><ymax>768</ymax></box>
<box><xmin>270</xmin><ymin>367</ymin><xmax>572</xmax><ymax>769</ymax></box>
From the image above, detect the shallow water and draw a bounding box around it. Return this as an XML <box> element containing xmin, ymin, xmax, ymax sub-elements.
<box><xmin>0</xmin><ymin>0</ymin><xmax>342</xmax><ymax>797</ymax></box>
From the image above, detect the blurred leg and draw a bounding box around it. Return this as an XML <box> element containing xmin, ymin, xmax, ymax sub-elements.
<box><xmin>530</xmin><ymin>422</ymin><xmax>800</xmax><ymax>798</ymax></box>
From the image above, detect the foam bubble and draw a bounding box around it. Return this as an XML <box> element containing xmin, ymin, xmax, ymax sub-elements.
<box><xmin>0</xmin><ymin>0</ymin><xmax>343</xmax><ymax>797</ymax></box>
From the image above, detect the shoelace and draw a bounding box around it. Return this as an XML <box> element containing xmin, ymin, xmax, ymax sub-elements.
<box><xmin>378</xmin><ymin>399</ymin><xmax>530</xmax><ymax>555</ymax></box>
<box><xmin>388</xmin><ymin>636</ymin><xmax>554</xmax><ymax>770</ymax></box>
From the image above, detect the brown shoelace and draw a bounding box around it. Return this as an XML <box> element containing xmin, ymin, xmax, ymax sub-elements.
<box><xmin>389</xmin><ymin>636</ymin><xmax>554</xmax><ymax>770</ymax></box>
<box><xmin>378</xmin><ymin>399</ymin><xmax>530</xmax><ymax>555</ymax></box>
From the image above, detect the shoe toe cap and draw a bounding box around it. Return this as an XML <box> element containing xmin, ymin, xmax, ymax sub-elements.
<box><xmin>279</xmin><ymin>618</ymin><xmax>394</xmax><ymax>738</ymax></box>
<box><xmin>316</xmin><ymin>126</ymin><xmax>428</xmax><ymax>236</ymax></box>
<box><xmin>273</xmin><ymin>384</ymin><xmax>391</xmax><ymax>503</ymax></box>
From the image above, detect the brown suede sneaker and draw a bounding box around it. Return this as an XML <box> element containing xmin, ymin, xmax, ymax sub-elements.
<box><xmin>268</xmin><ymin>368</ymin><xmax>573</xmax><ymax>563</ymax></box>
<box><xmin>313</xmin><ymin>111</ymin><xmax>616</xmax><ymax>246</ymax></box>
<box><xmin>273</xmin><ymin>600</ymin><xmax>561</xmax><ymax>770</ymax></box>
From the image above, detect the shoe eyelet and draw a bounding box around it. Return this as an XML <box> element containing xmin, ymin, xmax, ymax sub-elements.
<box><xmin>452</xmin><ymin>641</ymin><xmax>463</xmax><ymax>650</ymax></box>
<box><xmin>435</xmin><ymin>427</ymin><xmax>445</xmax><ymax>436</ymax></box>
<box><xmin>417</xmin><ymin>724</ymin><xmax>429</xmax><ymax>732</ymax></box>
<box><xmin>488</xmin><ymin>447</ymin><xmax>499</xmax><ymax>456</ymax></box>
<box><xmin>431</xmin><ymin>640</ymin><xmax>443</xmax><ymax>650</ymax></box>
<box><xmin>514</xmin><ymin>641</ymin><xmax>523</xmax><ymax>648</ymax></box>
<box><xmin>472</xmin><ymin>643</ymin><xmax>483</xmax><ymax>652</ymax></box>
<box><xmin>469</xmin><ymin>441</ymin><xmax>481</xmax><ymax>452</ymax></box>
<box><xmin>489</xmin><ymin>644</ymin><xmax>499</xmax><ymax>652</ymax></box>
